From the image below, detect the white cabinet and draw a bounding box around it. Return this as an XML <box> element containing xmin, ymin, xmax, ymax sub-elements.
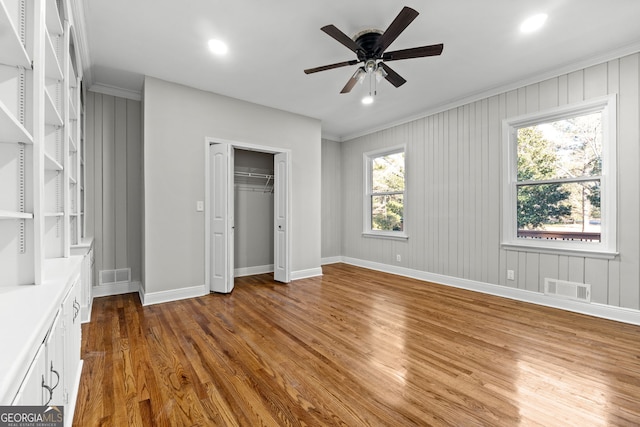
<box><xmin>44</xmin><ymin>310</ymin><xmax>65</xmax><ymax>406</ymax></box>
<box><xmin>7</xmin><ymin>271</ymin><xmax>82</xmax><ymax>427</ymax></box>
<box><xmin>62</xmin><ymin>276</ymin><xmax>81</xmax><ymax>405</ymax></box>
<box><xmin>12</xmin><ymin>345</ymin><xmax>46</xmax><ymax>406</ymax></box>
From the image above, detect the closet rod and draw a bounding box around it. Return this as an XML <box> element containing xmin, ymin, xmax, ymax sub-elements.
<box><xmin>234</xmin><ymin>171</ymin><xmax>273</xmax><ymax>180</ymax></box>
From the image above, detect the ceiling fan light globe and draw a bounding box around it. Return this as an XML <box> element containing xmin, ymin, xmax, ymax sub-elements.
<box><xmin>362</xmin><ymin>95</ymin><xmax>374</xmax><ymax>105</ymax></box>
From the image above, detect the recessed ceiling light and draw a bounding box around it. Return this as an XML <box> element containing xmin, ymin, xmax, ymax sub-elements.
<box><xmin>520</xmin><ymin>13</ymin><xmax>547</xmax><ymax>33</ymax></box>
<box><xmin>362</xmin><ymin>95</ymin><xmax>374</xmax><ymax>105</ymax></box>
<box><xmin>208</xmin><ymin>39</ymin><xmax>228</xmax><ymax>55</ymax></box>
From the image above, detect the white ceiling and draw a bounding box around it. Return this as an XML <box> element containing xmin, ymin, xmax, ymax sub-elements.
<box><xmin>82</xmin><ymin>0</ymin><xmax>640</xmax><ymax>140</ymax></box>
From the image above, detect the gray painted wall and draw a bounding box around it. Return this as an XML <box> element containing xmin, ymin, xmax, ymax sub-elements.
<box><xmin>85</xmin><ymin>91</ymin><xmax>143</xmax><ymax>283</ymax></box>
<box><xmin>143</xmin><ymin>76</ymin><xmax>322</xmax><ymax>294</ymax></box>
<box><xmin>234</xmin><ymin>149</ymin><xmax>274</xmax><ymax>269</ymax></box>
<box><xmin>321</xmin><ymin>139</ymin><xmax>342</xmax><ymax>259</ymax></box>
<box><xmin>336</xmin><ymin>53</ymin><xmax>640</xmax><ymax>311</ymax></box>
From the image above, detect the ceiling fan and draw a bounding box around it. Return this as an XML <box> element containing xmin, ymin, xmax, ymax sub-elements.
<box><xmin>304</xmin><ymin>6</ymin><xmax>444</xmax><ymax>94</ymax></box>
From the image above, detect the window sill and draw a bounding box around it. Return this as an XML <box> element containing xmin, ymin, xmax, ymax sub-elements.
<box><xmin>501</xmin><ymin>242</ymin><xmax>618</xmax><ymax>260</ymax></box>
<box><xmin>362</xmin><ymin>232</ymin><xmax>409</xmax><ymax>241</ymax></box>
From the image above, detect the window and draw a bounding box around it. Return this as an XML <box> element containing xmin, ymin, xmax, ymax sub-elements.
<box><xmin>502</xmin><ymin>95</ymin><xmax>617</xmax><ymax>257</ymax></box>
<box><xmin>363</xmin><ymin>146</ymin><xmax>407</xmax><ymax>239</ymax></box>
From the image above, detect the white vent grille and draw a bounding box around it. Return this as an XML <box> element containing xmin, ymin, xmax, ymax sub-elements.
<box><xmin>99</xmin><ymin>268</ymin><xmax>131</xmax><ymax>286</ymax></box>
<box><xmin>544</xmin><ymin>278</ymin><xmax>591</xmax><ymax>302</ymax></box>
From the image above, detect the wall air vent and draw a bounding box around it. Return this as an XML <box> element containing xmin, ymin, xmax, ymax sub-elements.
<box><xmin>544</xmin><ymin>278</ymin><xmax>591</xmax><ymax>302</ymax></box>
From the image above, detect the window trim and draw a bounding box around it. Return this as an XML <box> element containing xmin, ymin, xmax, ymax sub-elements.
<box><xmin>501</xmin><ymin>94</ymin><xmax>617</xmax><ymax>258</ymax></box>
<box><xmin>363</xmin><ymin>145</ymin><xmax>408</xmax><ymax>240</ymax></box>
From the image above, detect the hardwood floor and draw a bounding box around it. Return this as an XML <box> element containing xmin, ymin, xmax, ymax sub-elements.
<box><xmin>73</xmin><ymin>263</ymin><xmax>640</xmax><ymax>426</ymax></box>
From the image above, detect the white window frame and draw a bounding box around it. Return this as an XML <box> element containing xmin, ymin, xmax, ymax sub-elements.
<box><xmin>363</xmin><ymin>145</ymin><xmax>408</xmax><ymax>240</ymax></box>
<box><xmin>501</xmin><ymin>94</ymin><xmax>617</xmax><ymax>259</ymax></box>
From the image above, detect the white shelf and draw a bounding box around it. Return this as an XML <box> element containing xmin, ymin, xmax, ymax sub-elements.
<box><xmin>44</xmin><ymin>151</ymin><xmax>63</xmax><ymax>171</ymax></box>
<box><xmin>44</xmin><ymin>212</ymin><xmax>64</xmax><ymax>218</ymax></box>
<box><xmin>69</xmin><ymin>132</ymin><xmax>77</xmax><ymax>152</ymax></box>
<box><xmin>44</xmin><ymin>30</ymin><xmax>63</xmax><ymax>81</ymax></box>
<box><xmin>45</xmin><ymin>0</ymin><xmax>63</xmax><ymax>36</ymax></box>
<box><xmin>69</xmin><ymin>97</ymin><xmax>77</xmax><ymax>120</ymax></box>
<box><xmin>44</xmin><ymin>88</ymin><xmax>63</xmax><ymax>126</ymax></box>
<box><xmin>0</xmin><ymin>1</ymin><xmax>31</xmax><ymax>68</ymax></box>
<box><xmin>0</xmin><ymin>100</ymin><xmax>33</xmax><ymax>144</ymax></box>
<box><xmin>69</xmin><ymin>176</ymin><xmax>77</xmax><ymax>185</ymax></box>
<box><xmin>0</xmin><ymin>210</ymin><xmax>33</xmax><ymax>220</ymax></box>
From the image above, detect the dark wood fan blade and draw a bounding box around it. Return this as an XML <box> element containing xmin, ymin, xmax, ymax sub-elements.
<box><xmin>304</xmin><ymin>59</ymin><xmax>359</xmax><ymax>74</ymax></box>
<box><xmin>374</xmin><ymin>6</ymin><xmax>419</xmax><ymax>55</ymax></box>
<box><xmin>340</xmin><ymin>68</ymin><xmax>364</xmax><ymax>93</ymax></box>
<box><xmin>382</xmin><ymin>43</ymin><xmax>444</xmax><ymax>61</ymax></box>
<box><xmin>321</xmin><ymin>25</ymin><xmax>362</xmax><ymax>53</ymax></box>
<box><xmin>379</xmin><ymin>63</ymin><xmax>406</xmax><ymax>88</ymax></box>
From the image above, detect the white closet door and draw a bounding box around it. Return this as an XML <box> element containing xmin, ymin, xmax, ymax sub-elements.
<box><xmin>274</xmin><ymin>151</ymin><xmax>290</xmax><ymax>283</ymax></box>
<box><xmin>210</xmin><ymin>143</ymin><xmax>234</xmax><ymax>293</ymax></box>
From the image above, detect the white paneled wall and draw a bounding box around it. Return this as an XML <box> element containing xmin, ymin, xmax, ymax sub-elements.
<box><xmin>337</xmin><ymin>53</ymin><xmax>640</xmax><ymax>310</ymax></box>
<box><xmin>321</xmin><ymin>139</ymin><xmax>342</xmax><ymax>259</ymax></box>
<box><xmin>85</xmin><ymin>91</ymin><xmax>142</xmax><ymax>283</ymax></box>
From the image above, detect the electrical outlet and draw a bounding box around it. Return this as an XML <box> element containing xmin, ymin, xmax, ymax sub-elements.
<box><xmin>396</xmin><ymin>254</ymin><xmax>401</xmax><ymax>262</ymax></box>
<box><xmin>507</xmin><ymin>270</ymin><xmax>515</xmax><ymax>281</ymax></box>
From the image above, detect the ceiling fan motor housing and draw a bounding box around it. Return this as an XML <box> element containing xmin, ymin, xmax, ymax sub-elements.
<box><xmin>354</xmin><ymin>30</ymin><xmax>384</xmax><ymax>61</ymax></box>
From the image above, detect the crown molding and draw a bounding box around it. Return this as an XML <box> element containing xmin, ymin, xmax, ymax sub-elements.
<box><xmin>340</xmin><ymin>40</ymin><xmax>640</xmax><ymax>142</ymax></box>
<box><xmin>89</xmin><ymin>83</ymin><xmax>142</xmax><ymax>101</ymax></box>
<box><xmin>68</xmin><ymin>0</ymin><xmax>93</xmax><ymax>86</ymax></box>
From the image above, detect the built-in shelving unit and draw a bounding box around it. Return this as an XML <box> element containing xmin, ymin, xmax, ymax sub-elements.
<box><xmin>0</xmin><ymin>0</ymin><xmax>86</xmax><ymax>284</ymax></box>
<box><xmin>0</xmin><ymin>0</ymin><xmax>90</xmax><ymax>419</ymax></box>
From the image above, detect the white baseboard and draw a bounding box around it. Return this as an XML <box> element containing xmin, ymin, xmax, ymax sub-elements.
<box><xmin>321</xmin><ymin>256</ymin><xmax>342</xmax><ymax>265</ymax></box>
<box><xmin>92</xmin><ymin>280</ymin><xmax>140</xmax><ymax>298</ymax></box>
<box><xmin>235</xmin><ymin>264</ymin><xmax>274</xmax><ymax>277</ymax></box>
<box><xmin>340</xmin><ymin>256</ymin><xmax>640</xmax><ymax>326</ymax></box>
<box><xmin>140</xmin><ymin>284</ymin><xmax>208</xmax><ymax>306</ymax></box>
<box><xmin>290</xmin><ymin>267</ymin><xmax>323</xmax><ymax>281</ymax></box>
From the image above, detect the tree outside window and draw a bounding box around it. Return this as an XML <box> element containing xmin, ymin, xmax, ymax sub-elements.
<box><xmin>516</xmin><ymin>112</ymin><xmax>602</xmax><ymax>242</ymax></box>
<box><xmin>364</xmin><ymin>148</ymin><xmax>406</xmax><ymax>237</ymax></box>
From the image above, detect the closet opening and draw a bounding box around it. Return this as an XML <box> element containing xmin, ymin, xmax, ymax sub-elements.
<box><xmin>234</xmin><ymin>149</ymin><xmax>274</xmax><ymax>277</ymax></box>
<box><xmin>205</xmin><ymin>139</ymin><xmax>291</xmax><ymax>294</ymax></box>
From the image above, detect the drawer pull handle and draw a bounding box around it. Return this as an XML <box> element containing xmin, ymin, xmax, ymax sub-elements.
<box><xmin>41</xmin><ymin>363</ymin><xmax>59</xmax><ymax>407</ymax></box>
<box><xmin>50</xmin><ymin>362</ymin><xmax>60</xmax><ymax>390</ymax></box>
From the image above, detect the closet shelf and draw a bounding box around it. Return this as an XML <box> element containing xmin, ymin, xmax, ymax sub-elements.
<box><xmin>234</xmin><ymin>170</ymin><xmax>274</xmax><ymax>193</ymax></box>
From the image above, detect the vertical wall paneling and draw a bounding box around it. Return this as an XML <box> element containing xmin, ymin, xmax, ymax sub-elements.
<box><xmin>337</xmin><ymin>52</ymin><xmax>640</xmax><ymax>313</ymax></box>
<box><xmin>86</xmin><ymin>91</ymin><xmax>142</xmax><ymax>284</ymax></box>
<box><xmin>461</xmin><ymin>105</ymin><xmax>470</xmax><ymax>280</ymax></box>
<box><xmin>92</xmin><ymin>93</ymin><xmax>103</xmax><ymax>277</ymax></box>
<box><xmin>448</xmin><ymin>109</ymin><xmax>458</xmax><ymax>276</ymax></box>
<box><xmin>85</xmin><ymin>93</ymin><xmax>95</xmax><ymax>240</ymax></box>
<box><xmin>101</xmin><ymin>94</ymin><xmax>115</xmax><ymax>270</ymax></box>
<box><xmin>618</xmin><ymin>55</ymin><xmax>640</xmax><ymax>309</ymax></box>
<box><xmin>114</xmin><ymin>97</ymin><xmax>127</xmax><ymax>269</ymax></box>
<box><xmin>538</xmin><ymin>254</ymin><xmax>559</xmax><ymax>294</ymax></box>
<box><xmin>126</xmin><ymin>99</ymin><xmax>142</xmax><ymax>282</ymax></box>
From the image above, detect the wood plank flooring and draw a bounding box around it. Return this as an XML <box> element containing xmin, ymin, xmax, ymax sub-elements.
<box><xmin>73</xmin><ymin>263</ymin><xmax>640</xmax><ymax>426</ymax></box>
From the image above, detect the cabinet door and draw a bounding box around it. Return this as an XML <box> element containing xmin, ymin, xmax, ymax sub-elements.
<box><xmin>12</xmin><ymin>344</ymin><xmax>46</xmax><ymax>406</ymax></box>
<box><xmin>44</xmin><ymin>311</ymin><xmax>65</xmax><ymax>406</ymax></box>
<box><xmin>63</xmin><ymin>278</ymin><xmax>81</xmax><ymax>404</ymax></box>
